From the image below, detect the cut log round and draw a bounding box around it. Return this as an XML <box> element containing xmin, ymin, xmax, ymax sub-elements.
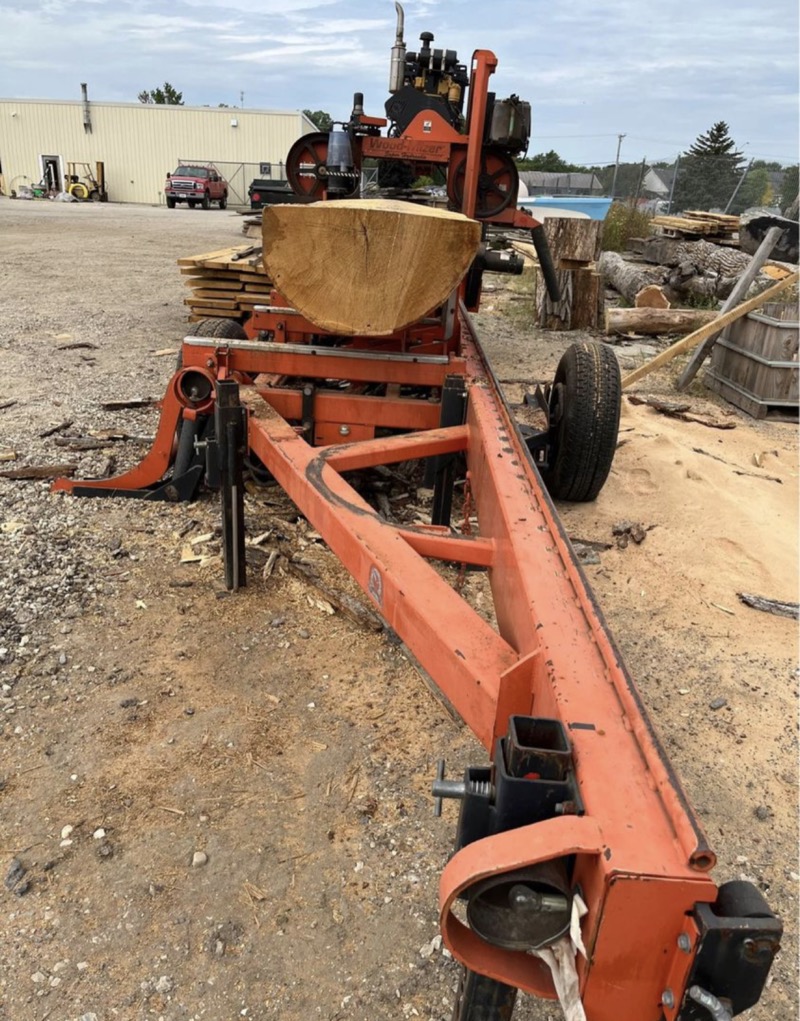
<box><xmin>605</xmin><ymin>307</ymin><xmax>719</xmax><ymax>336</ymax></box>
<box><xmin>261</xmin><ymin>198</ymin><xmax>482</xmax><ymax>336</ymax></box>
<box><xmin>635</xmin><ymin>284</ymin><xmax>671</xmax><ymax>308</ymax></box>
<box><xmin>597</xmin><ymin>251</ymin><xmax>668</xmax><ymax>304</ymax></box>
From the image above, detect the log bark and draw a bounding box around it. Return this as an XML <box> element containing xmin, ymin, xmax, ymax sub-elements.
<box><xmin>598</xmin><ymin>251</ymin><xmax>668</xmax><ymax>304</ymax></box>
<box><xmin>540</xmin><ymin>218</ymin><xmax>603</xmax><ymax>264</ymax></box>
<box><xmin>606</xmin><ymin>307</ymin><xmax>718</xmax><ymax>336</ymax></box>
<box><xmin>261</xmin><ymin>199</ymin><xmax>482</xmax><ymax>336</ymax></box>
<box><xmin>535</xmin><ymin>267</ymin><xmax>602</xmax><ymax>330</ymax></box>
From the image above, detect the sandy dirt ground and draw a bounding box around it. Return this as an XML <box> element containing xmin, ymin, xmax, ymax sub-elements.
<box><xmin>0</xmin><ymin>199</ymin><xmax>797</xmax><ymax>1021</ymax></box>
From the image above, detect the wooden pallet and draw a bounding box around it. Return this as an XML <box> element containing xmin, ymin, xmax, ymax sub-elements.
<box><xmin>178</xmin><ymin>244</ymin><xmax>272</xmax><ymax>321</ymax></box>
<box><xmin>652</xmin><ymin>210</ymin><xmax>740</xmax><ymax>242</ymax></box>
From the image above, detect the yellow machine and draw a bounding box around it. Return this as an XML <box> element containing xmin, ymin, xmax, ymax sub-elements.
<box><xmin>65</xmin><ymin>161</ymin><xmax>107</xmax><ymax>201</ymax></box>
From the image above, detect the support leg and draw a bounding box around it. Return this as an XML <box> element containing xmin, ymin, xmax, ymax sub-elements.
<box><xmin>216</xmin><ymin>379</ymin><xmax>247</xmax><ymax>591</ymax></box>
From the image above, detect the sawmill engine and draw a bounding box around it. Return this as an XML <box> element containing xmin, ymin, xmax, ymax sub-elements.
<box><xmin>384</xmin><ymin>2</ymin><xmax>532</xmax><ymax>154</ymax></box>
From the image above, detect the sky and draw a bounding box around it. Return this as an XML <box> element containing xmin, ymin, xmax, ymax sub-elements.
<box><xmin>1</xmin><ymin>0</ymin><xmax>798</xmax><ymax>168</ymax></box>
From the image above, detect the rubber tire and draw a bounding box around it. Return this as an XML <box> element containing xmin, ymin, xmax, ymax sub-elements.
<box><xmin>69</xmin><ymin>182</ymin><xmax>89</xmax><ymax>200</ymax></box>
<box><xmin>188</xmin><ymin>200</ymin><xmax>196</xmax><ymax>209</ymax></box>
<box><xmin>188</xmin><ymin>318</ymin><xmax>248</xmax><ymax>340</ymax></box>
<box><xmin>201</xmin><ymin>193</ymin><xmax>211</xmax><ymax>210</ymax></box>
<box><xmin>219</xmin><ymin>193</ymin><xmax>227</xmax><ymax>210</ymax></box>
<box><xmin>166</xmin><ymin>196</ymin><xmax>176</xmax><ymax>209</ymax></box>
<box><xmin>540</xmin><ymin>341</ymin><xmax>621</xmax><ymax>502</ymax></box>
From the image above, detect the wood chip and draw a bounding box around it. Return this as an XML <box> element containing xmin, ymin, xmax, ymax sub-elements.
<box><xmin>0</xmin><ymin>464</ymin><xmax>77</xmax><ymax>480</ymax></box>
<box><xmin>0</xmin><ymin>400</ymin><xmax>18</xmax><ymax>411</ymax></box>
<box><xmin>101</xmin><ymin>398</ymin><xmax>156</xmax><ymax>410</ymax></box>
<box><xmin>0</xmin><ymin>450</ymin><xmax>18</xmax><ymax>463</ymax></box>
<box><xmin>737</xmin><ymin>593</ymin><xmax>799</xmax><ymax>620</ymax></box>
<box><xmin>39</xmin><ymin>420</ymin><xmax>74</xmax><ymax>438</ymax></box>
<box><xmin>189</xmin><ymin>532</ymin><xmax>214</xmax><ymax>545</ymax></box>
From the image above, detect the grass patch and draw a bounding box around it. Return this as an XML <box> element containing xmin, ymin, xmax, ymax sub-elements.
<box><xmin>601</xmin><ymin>203</ymin><xmax>653</xmax><ymax>253</ymax></box>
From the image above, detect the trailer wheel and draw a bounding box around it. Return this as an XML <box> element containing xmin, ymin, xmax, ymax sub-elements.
<box><xmin>188</xmin><ymin>318</ymin><xmax>247</xmax><ymax>340</ymax></box>
<box><xmin>541</xmin><ymin>341</ymin><xmax>621</xmax><ymax>502</ymax></box>
<box><xmin>450</xmin><ymin>968</ymin><xmax>518</xmax><ymax>1021</ymax></box>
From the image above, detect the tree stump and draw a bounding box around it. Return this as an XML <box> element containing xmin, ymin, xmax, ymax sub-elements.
<box><xmin>535</xmin><ymin>219</ymin><xmax>604</xmax><ymax>330</ymax></box>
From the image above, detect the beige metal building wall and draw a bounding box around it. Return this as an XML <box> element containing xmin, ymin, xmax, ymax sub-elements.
<box><xmin>0</xmin><ymin>100</ymin><xmax>316</xmax><ymax>204</ymax></box>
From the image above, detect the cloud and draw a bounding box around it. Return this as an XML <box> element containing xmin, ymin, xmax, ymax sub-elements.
<box><xmin>0</xmin><ymin>0</ymin><xmax>796</xmax><ymax>163</ymax></box>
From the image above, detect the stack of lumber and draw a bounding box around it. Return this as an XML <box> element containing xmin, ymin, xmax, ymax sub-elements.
<box><xmin>651</xmin><ymin>210</ymin><xmax>739</xmax><ymax>243</ymax></box>
<box><xmin>178</xmin><ymin>245</ymin><xmax>272</xmax><ymax>321</ymax></box>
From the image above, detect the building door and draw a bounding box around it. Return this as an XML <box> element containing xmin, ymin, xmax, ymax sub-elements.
<box><xmin>39</xmin><ymin>154</ymin><xmax>63</xmax><ymax>193</ymax></box>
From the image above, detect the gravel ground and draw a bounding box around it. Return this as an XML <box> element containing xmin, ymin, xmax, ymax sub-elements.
<box><xmin>0</xmin><ymin>198</ymin><xmax>797</xmax><ymax>1021</ymax></box>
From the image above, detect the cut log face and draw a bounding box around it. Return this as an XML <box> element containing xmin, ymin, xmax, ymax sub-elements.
<box><xmin>635</xmin><ymin>284</ymin><xmax>670</xmax><ymax>309</ymax></box>
<box><xmin>261</xmin><ymin>198</ymin><xmax>482</xmax><ymax>336</ymax></box>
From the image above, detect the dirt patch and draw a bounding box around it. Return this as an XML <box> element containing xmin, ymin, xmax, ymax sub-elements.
<box><xmin>0</xmin><ymin>199</ymin><xmax>797</xmax><ymax>1021</ymax></box>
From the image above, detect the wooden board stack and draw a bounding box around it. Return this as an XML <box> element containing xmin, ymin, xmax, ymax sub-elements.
<box><xmin>651</xmin><ymin>210</ymin><xmax>740</xmax><ymax>243</ymax></box>
<box><xmin>178</xmin><ymin>245</ymin><xmax>272</xmax><ymax>321</ymax></box>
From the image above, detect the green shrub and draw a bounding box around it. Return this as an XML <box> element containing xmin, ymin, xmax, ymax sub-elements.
<box><xmin>601</xmin><ymin>203</ymin><xmax>653</xmax><ymax>253</ymax></box>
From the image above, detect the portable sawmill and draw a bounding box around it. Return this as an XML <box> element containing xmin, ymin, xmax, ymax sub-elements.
<box><xmin>53</xmin><ymin>6</ymin><xmax>781</xmax><ymax>1020</ymax></box>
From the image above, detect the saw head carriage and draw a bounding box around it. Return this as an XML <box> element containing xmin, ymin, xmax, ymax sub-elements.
<box><xmin>285</xmin><ymin>2</ymin><xmax>532</xmax><ymax>222</ymax></box>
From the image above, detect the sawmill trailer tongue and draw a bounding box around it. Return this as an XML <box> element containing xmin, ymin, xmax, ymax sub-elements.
<box><xmin>54</xmin><ymin>6</ymin><xmax>780</xmax><ymax>1019</ymax></box>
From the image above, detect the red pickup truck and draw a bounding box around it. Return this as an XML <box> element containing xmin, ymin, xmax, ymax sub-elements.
<box><xmin>165</xmin><ymin>164</ymin><xmax>228</xmax><ymax>209</ymax></box>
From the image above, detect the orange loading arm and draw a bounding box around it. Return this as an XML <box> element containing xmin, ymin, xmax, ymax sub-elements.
<box><xmin>53</xmin><ymin>27</ymin><xmax>780</xmax><ymax>1021</ymax></box>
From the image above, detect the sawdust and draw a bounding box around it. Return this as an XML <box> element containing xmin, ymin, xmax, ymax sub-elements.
<box><xmin>0</xmin><ymin>200</ymin><xmax>797</xmax><ymax>1021</ymax></box>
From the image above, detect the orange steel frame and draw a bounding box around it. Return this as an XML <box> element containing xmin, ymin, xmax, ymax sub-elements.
<box><xmin>52</xmin><ymin>49</ymin><xmax>743</xmax><ymax>1021</ymax></box>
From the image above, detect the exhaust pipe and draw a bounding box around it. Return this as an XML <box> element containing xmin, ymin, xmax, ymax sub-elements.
<box><xmin>81</xmin><ymin>82</ymin><xmax>92</xmax><ymax>134</ymax></box>
<box><xmin>388</xmin><ymin>2</ymin><xmax>406</xmax><ymax>93</ymax></box>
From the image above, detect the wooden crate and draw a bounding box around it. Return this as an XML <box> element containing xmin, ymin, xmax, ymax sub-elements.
<box><xmin>705</xmin><ymin>302</ymin><xmax>798</xmax><ymax>418</ymax></box>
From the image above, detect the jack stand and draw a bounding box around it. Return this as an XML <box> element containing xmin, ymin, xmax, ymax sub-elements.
<box><xmin>429</xmin><ymin>375</ymin><xmax>467</xmax><ymax>527</ymax></box>
<box><xmin>215</xmin><ymin>380</ymin><xmax>247</xmax><ymax>591</ymax></box>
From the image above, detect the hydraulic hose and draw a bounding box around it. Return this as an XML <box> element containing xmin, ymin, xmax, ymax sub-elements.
<box><xmin>530</xmin><ymin>224</ymin><xmax>561</xmax><ymax>303</ymax></box>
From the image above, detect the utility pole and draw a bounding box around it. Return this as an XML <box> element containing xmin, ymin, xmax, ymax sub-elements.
<box><xmin>633</xmin><ymin>155</ymin><xmax>647</xmax><ymax>206</ymax></box>
<box><xmin>724</xmin><ymin>157</ymin><xmax>753</xmax><ymax>214</ymax></box>
<box><xmin>666</xmin><ymin>153</ymin><xmax>681</xmax><ymax>215</ymax></box>
<box><xmin>240</xmin><ymin>90</ymin><xmax>245</xmax><ymax>108</ymax></box>
<box><xmin>610</xmin><ymin>133</ymin><xmax>626</xmax><ymax>199</ymax></box>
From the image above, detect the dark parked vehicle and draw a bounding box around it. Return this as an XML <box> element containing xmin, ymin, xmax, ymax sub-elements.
<box><xmin>248</xmin><ymin>178</ymin><xmax>305</xmax><ymax>210</ymax></box>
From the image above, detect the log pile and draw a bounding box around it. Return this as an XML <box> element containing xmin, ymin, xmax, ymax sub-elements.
<box><xmin>178</xmin><ymin>245</ymin><xmax>272</xmax><ymax>321</ymax></box>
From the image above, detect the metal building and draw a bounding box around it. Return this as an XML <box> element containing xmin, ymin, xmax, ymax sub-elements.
<box><xmin>0</xmin><ymin>95</ymin><xmax>316</xmax><ymax>205</ymax></box>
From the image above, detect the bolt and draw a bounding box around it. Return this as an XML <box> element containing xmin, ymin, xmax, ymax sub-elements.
<box><xmin>661</xmin><ymin>989</ymin><xmax>675</xmax><ymax>1009</ymax></box>
<box><xmin>206</xmin><ymin>358</ymin><xmax>215</xmax><ymax>368</ymax></box>
<box><xmin>339</xmin><ymin>425</ymin><xmax>351</xmax><ymax>437</ymax></box>
<box><xmin>677</xmin><ymin>933</ymin><xmax>692</xmax><ymax>953</ymax></box>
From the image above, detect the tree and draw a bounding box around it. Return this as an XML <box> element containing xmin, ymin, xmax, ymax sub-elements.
<box><xmin>303</xmin><ymin>109</ymin><xmax>333</xmax><ymax>132</ymax></box>
<box><xmin>780</xmin><ymin>165</ymin><xmax>799</xmax><ymax>215</ymax></box>
<box><xmin>517</xmin><ymin>150</ymin><xmax>585</xmax><ymax>173</ymax></box>
<box><xmin>139</xmin><ymin>83</ymin><xmax>184</xmax><ymax>105</ymax></box>
<box><xmin>671</xmin><ymin>121</ymin><xmax>744</xmax><ymax>212</ymax></box>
